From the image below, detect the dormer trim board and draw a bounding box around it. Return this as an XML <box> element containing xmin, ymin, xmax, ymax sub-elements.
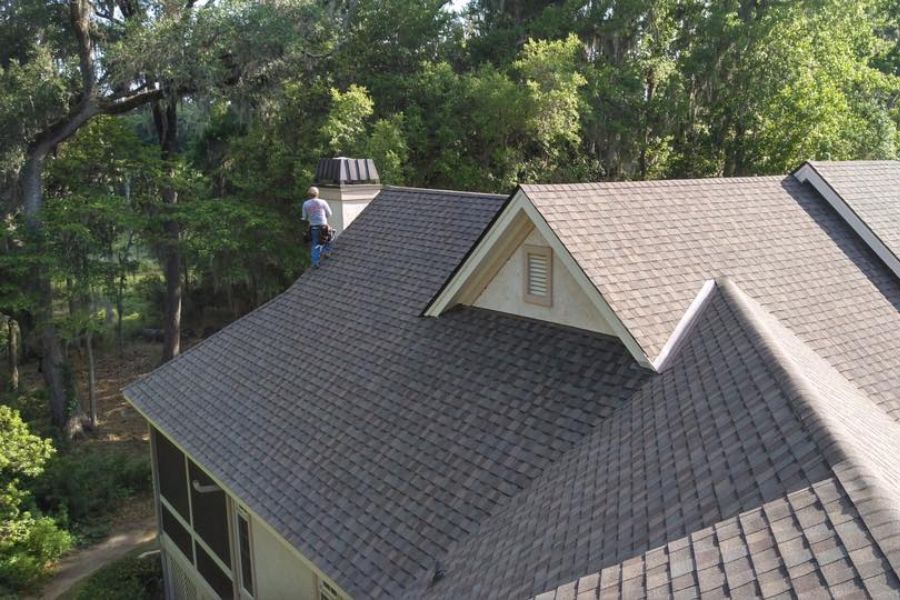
<box><xmin>425</xmin><ymin>189</ymin><xmax>654</xmax><ymax>370</ymax></box>
<box><xmin>651</xmin><ymin>279</ymin><xmax>716</xmax><ymax>372</ymax></box>
<box><xmin>793</xmin><ymin>162</ymin><xmax>900</xmax><ymax>282</ymax></box>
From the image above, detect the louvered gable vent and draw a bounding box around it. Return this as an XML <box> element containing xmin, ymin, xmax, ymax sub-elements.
<box><xmin>524</xmin><ymin>245</ymin><xmax>552</xmax><ymax>306</ymax></box>
<box><xmin>528</xmin><ymin>253</ymin><xmax>548</xmax><ymax>295</ymax></box>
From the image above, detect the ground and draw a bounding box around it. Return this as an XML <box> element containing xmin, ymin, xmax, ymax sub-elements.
<box><xmin>36</xmin><ymin>518</ymin><xmax>157</xmax><ymax>600</ymax></box>
<box><xmin>18</xmin><ymin>339</ymin><xmax>172</xmax><ymax>599</ymax></box>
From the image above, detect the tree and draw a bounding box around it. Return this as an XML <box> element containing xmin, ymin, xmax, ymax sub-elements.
<box><xmin>668</xmin><ymin>0</ymin><xmax>899</xmax><ymax>176</ymax></box>
<box><xmin>2</xmin><ymin>0</ymin><xmax>164</xmax><ymax>429</ymax></box>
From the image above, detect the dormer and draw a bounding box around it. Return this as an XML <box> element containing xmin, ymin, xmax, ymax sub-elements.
<box><xmin>426</xmin><ymin>188</ymin><xmax>657</xmax><ymax>369</ymax></box>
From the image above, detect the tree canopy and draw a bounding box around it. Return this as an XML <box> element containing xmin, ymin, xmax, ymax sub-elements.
<box><xmin>1</xmin><ymin>0</ymin><xmax>898</xmax><ymax>432</ymax></box>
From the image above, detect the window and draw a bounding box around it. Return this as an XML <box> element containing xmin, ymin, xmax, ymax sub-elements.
<box><xmin>523</xmin><ymin>245</ymin><xmax>552</xmax><ymax>307</ymax></box>
<box><xmin>235</xmin><ymin>508</ymin><xmax>255</xmax><ymax>597</ymax></box>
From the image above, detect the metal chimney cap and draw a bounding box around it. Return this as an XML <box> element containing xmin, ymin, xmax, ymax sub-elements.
<box><xmin>314</xmin><ymin>158</ymin><xmax>380</xmax><ymax>185</ymax></box>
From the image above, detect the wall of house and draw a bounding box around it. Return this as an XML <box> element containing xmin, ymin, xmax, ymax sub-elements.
<box><xmin>473</xmin><ymin>228</ymin><xmax>616</xmax><ymax>335</ymax></box>
<box><xmin>252</xmin><ymin>517</ymin><xmax>320</xmax><ymax>600</ymax></box>
<box><xmin>147</xmin><ymin>424</ymin><xmax>353</xmax><ymax>600</ymax></box>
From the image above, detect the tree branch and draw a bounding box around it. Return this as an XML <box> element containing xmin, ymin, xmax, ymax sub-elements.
<box><xmin>98</xmin><ymin>88</ymin><xmax>164</xmax><ymax>114</ymax></box>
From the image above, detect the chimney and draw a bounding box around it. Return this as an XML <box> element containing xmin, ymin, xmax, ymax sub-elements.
<box><xmin>314</xmin><ymin>157</ymin><xmax>381</xmax><ymax>235</ymax></box>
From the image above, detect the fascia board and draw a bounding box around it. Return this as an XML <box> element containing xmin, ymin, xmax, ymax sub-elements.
<box><xmin>424</xmin><ymin>190</ymin><xmax>532</xmax><ymax>317</ymax></box>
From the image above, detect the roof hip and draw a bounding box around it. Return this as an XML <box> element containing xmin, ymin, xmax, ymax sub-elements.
<box><xmin>717</xmin><ymin>277</ymin><xmax>900</xmax><ymax>576</ymax></box>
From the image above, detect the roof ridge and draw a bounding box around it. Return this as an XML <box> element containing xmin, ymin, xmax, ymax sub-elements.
<box><xmin>383</xmin><ymin>185</ymin><xmax>507</xmax><ymax>199</ymax></box>
<box><xmin>717</xmin><ymin>277</ymin><xmax>900</xmax><ymax>575</ymax></box>
<box><xmin>520</xmin><ymin>175</ymin><xmax>787</xmax><ymax>191</ymax></box>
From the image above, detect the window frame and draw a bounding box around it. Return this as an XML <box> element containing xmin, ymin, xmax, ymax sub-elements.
<box><xmin>233</xmin><ymin>505</ymin><xmax>257</xmax><ymax>600</ymax></box>
<box><xmin>523</xmin><ymin>244</ymin><xmax>553</xmax><ymax>307</ymax></box>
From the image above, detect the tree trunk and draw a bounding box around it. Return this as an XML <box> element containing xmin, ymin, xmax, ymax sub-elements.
<box><xmin>43</xmin><ymin>324</ymin><xmax>69</xmax><ymax>427</ymax></box>
<box><xmin>6</xmin><ymin>318</ymin><xmax>18</xmax><ymax>393</ymax></box>
<box><xmin>66</xmin><ymin>277</ymin><xmax>76</xmax><ymax>317</ymax></box>
<box><xmin>22</xmin><ymin>152</ymin><xmax>70</xmax><ymax>428</ymax></box>
<box><xmin>86</xmin><ymin>328</ymin><xmax>96</xmax><ymax>428</ymax></box>
<box><xmin>153</xmin><ymin>96</ymin><xmax>182</xmax><ymax>364</ymax></box>
<box><xmin>117</xmin><ymin>276</ymin><xmax>126</xmax><ymax>358</ymax></box>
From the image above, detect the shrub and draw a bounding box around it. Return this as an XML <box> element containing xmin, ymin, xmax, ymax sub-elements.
<box><xmin>30</xmin><ymin>446</ymin><xmax>151</xmax><ymax>539</ymax></box>
<box><xmin>0</xmin><ymin>515</ymin><xmax>72</xmax><ymax>592</ymax></box>
<box><xmin>73</xmin><ymin>552</ymin><xmax>163</xmax><ymax>600</ymax></box>
<box><xmin>0</xmin><ymin>406</ymin><xmax>72</xmax><ymax>592</ymax></box>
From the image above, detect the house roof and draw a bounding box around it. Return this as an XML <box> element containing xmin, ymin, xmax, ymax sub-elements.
<box><xmin>125</xmin><ymin>187</ymin><xmax>649</xmax><ymax>599</ymax></box>
<box><xmin>413</xmin><ymin>279</ymin><xmax>900</xmax><ymax>599</ymax></box>
<box><xmin>126</xmin><ymin>164</ymin><xmax>900</xmax><ymax>600</ymax></box>
<box><xmin>519</xmin><ymin>176</ymin><xmax>900</xmax><ymax>419</ymax></box>
<box><xmin>532</xmin><ymin>477</ymin><xmax>900</xmax><ymax>600</ymax></box>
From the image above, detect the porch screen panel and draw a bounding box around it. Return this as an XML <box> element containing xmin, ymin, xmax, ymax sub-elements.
<box><xmin>153</xmin><ymin>428</ymin><xmax>190</xmax><ymax>520</ymax></box>
<box><xmin>161</xmin><ymin>505</ymin><xmax>192</xmax><ymax>559</ymax></box>
<box><xmin>188</xmin><ymin>460</ymin><xmax>231</xmax><ymax>565</ymax></box>
<box><xmin>196</xmin><ymin>543</ymin><xmax>234</xmax><ymax>599</ymax></box>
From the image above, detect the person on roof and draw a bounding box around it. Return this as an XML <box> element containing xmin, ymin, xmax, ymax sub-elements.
<box><xmin>301</xmin><ymin>186</ymin><xmax>333</xmax><ymax>268</ymax></box>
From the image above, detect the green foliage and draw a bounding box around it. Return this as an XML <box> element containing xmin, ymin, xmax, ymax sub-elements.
<box><xmin>323</xmin><ymin>85</ymin><xmax>376</xmax><ymax>156</ymax></box>
<box><xmin>368</xmin><ymin>115</ymin><xmax>411</xmax><ymax>184</ymax></box>
<box><xmin>72</xmin><ymin>553</ymin><xmax>163</xmax><ymax>600</ymax></box>
<box><xmin>30</xmin><ymin>446</ymin><xmax>151</xmax><ymax>540</ymax></box>
<box><xmin>0</xmin><ymin>406</ymin><xmax>72</xmax><ymax>592</ymax></box>
<box><xmin>515</xmin><ymin>35</ymin><xmax>586</xmax><ymax>150</ymax></box>
<box><xmin>0</xmin><ymin>515</ymin><xmax>72</xmax><ymax>593</ymax></box>
<box><xmin>0</xmin><ymin>405</ymin><xmax>54</xmax><ymax>521</ymax></box>
<box><xmin>0</xmin><ymin>46</ymin><xmax>70</xmax><ymax>177</ymax></box>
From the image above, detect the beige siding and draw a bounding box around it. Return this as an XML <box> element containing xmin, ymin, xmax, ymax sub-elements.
<box><xmin>474</xmin><ymin>228</ymin><xmax>616</xmax><ymax>334</ymax></box>
<box><xmin>251</xmin><ymin>519</ymin><xmax>320</xmax><ymax>600</ymax></box>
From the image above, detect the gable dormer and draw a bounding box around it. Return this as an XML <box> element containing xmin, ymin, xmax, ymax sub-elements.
<box><xmin>426</xmin><ymin>188</ymin><xmax>656</xmax><ymax>369</ymax></box>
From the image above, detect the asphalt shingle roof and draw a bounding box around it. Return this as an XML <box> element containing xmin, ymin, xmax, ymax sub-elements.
<box><xmin>806</xmin><ymin>160</ymin><xmax>900</xmax><ymax>265</ymax></box>
<box><xmin>416</xmin><ymin>280</ymin><xmax>900</xmax><ymax>600</ymax></box>
<box><xmin>532</xmin><ymin>478</ymin><xmax>900</xmax><ymax>600</ymax></box>
<box><xmin>125</xmin><ymin>188</ymin><xmax>648</xmax><ymax>599</ymax></box>
<box><xmin>127</xmin><ymin>165</ymin><xmax>900</xmax><ymax>600</ymax></box>
<box><xmin>520</xmin><ymin>177</ymin><xmax>900</xmax><ymax>419</ymax></box>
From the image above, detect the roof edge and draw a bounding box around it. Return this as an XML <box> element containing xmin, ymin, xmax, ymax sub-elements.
<box><xmin>420</xmin><ymin>186</ymin><xmax>519</xmax><ymax>316</ymax></box>
<box><xmin>651</xmin><ymin>279</ymin><xmax>716</xmax><ymax>372</ymax></box>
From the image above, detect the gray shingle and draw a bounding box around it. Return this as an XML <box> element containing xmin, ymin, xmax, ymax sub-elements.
<box><xmin>520</xmin><ymin>176</ymin><xmax>900</xmax><ymax>419</ymax></box>
<box><xmin>806</xmin><ymin>160</ymin><xmax>900</xmax><ymax>264</ymax></box>
<box><xmin>125</xmin><ymin>189</ymin><xmax>647</xmax><ymax>599</ymax></box>
<box><xmin>438</xmin><ymin>281</ymin><xmax>900</xmax><ymax>600</ymax></box>
<box><xmin>126</xmin><ymin>169</ymin><xmax>900</xmax><ymax>600</ymax></box>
